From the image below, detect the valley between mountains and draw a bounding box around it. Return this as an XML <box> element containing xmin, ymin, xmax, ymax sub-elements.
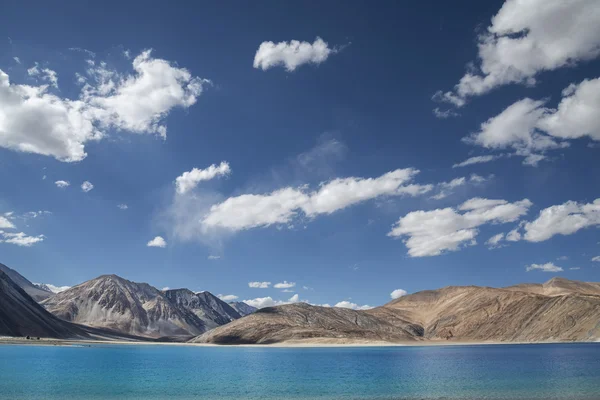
<box><xmin>1</xmin><ymin>262</ymin><xmax>599</xmax><ymax>345</ymax></box>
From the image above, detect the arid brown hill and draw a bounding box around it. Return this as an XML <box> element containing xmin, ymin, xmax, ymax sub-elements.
<box><xmin>193</xmin><ymin>277</ymin><xmax>600</xmax><ymax>345</ymax></box>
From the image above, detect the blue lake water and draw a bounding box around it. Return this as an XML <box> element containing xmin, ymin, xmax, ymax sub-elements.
<box><xmin>1</xmin><ymin>343</ymin><xmax>599</xmax><ymax>399</ymax></box>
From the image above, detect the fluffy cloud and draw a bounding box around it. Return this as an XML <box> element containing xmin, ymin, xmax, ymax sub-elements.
<box><xmin>202</xmin><ymin>168</ymin><xmax>429</xmax><ymax>231</ymax></box>
<box><xmin>217</xmin><ymin>294</ymin><xmax>238</xmax><ymax>301</ymax></box>
<box><xmin>55</xmin><ymin>180</ymin><xmax>70</xmax><ymax>188</ymax></box>
<box><xmin>0</xmin><ymin>50</ymin><xmax>207</xmax><ymax>162</ymax></box>
<box><xmin>522</xmin><ymin>199</ymin><xmax>600</xmax><ymax>242</ymax></box>
<box><xmin>117</xmin><ymin>204</ymin><xmax>128</xmax><ymax>210</ymax></box>
<box><xmin>81</xmin><ymin>181</ymin><xmax>94</xmax><ymax>192</ymax></box>
<box><xmin>437</xmin><ymin>0</ymin><xmax>600</xmax><ymax>104</ymax></box>
<box><xmin>34</xmin><ymin>283</ymin><xmax>70</xmax><ymax>293</ymax></box>
<box><xmin>175</xmin><ymin>162</ymin><xmax>231</xmax><ymax>195</ymax></box>
<box><xmin>592</xmin><ymin>256</ymin><xmax>600</xmax><ymax>262</ymax></box>
<box><xmin>388</xmin><ymin>197</ymin><xmax>532</xmax><ymax>257</ymax></box>
<box><xmin>0</xmin><ymin>231</ymin><xmax>45</xmax><ymax>246</ymax></box>
<box><xmin>253</xmin><ymin>37</ymin><xmax>336</xmax><ymax>72</ymax></box>
<box><xmin>334</xmin><ymin>301</ymin><xmax>373</xmax><ymax>310</ymax></box>
<box><xmin>28</xmin><ymin>64</ymin><xmax>59</xmax><ymax>88</ymax></box>
<box><xmin>248</xmin><ymin>281</ymin><xmax>271</xmax><ymax>288</ymax></box>
<box><xmin>464</xmin><ymin>98</ymin><xmax>567</xmax><ymax>165</ymax></box>
<box><xmin>273</xmin><ymin>281</ymin><xmax>296</xmax><ymax>289</ymax></box>
<box><xmin>526</xmin><ymin>262</ymin><xmax>563</xmax><ymax>273</ymax></box>
<box><xmin>452</xmin><ymin>155</ymin><xmax>501</xmax><ymax>168</ymax></box>
<box><xmin>390</xmin><ymin>289</ymin><xmax>408</xmax><ymax>299</ymax></box>
<box><xmin>147</xmin><ymin>236</ymin><xmax>167</xmax><ymax>248</ymax></box>
<box><xmin>536</xmin><ymin>77</ymin><xmax>600</xmax><ymax>141</ymax></box>
<box><xmin>207</xmin><ymin>255</ymin><xmax>221</xmax><ymax>260</ymax></box>
<box><xmin>244</xmin><ymin>294</ymin><xmax>300</xmax><ymax>309</ymax></box>
<box><xmin>0</xmin><ymin>216</ymin><xmax>15</xmax><ymax>229</ymax></box>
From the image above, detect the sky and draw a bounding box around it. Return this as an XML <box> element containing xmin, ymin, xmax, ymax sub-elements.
<box><xmin>0</xmin><ymin>0</ymin><xmax>599</xmax><ymax>310</ymax></box>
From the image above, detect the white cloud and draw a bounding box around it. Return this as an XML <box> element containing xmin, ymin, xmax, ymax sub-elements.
<box><xmin>55</xmin><ymin>180</ymin><xmax>70</xmax><ymax>188</ymax></box>
<box><xmin>334</xmin><ymin>301</ymin><xmax>372</xmax><ymax>310</ymax></box>
<box><xmin>202</xmin><ymin>168</ymin><xmax>428</xmax><ymax>231</ymax></box>
<box><xmin>433</xmin><ymin>108</ymin><xmax>459</xmax><ymax>119</ymax></box>
<box><xmin>592</xmin><ymin>256</ymin><xmax>600</xmax><ymax>262</ymax></box>
<box><xmin>81</xmin><ymin>181</ymin><xmax>94</xmax><ymax>192</ymax></box>
<box><xmin>253</xmin><ymin>37</ymin><xmax>336</xmax><ymax>72</ymax></box>
<box><xmin>248</xmin><ymin>281</ymin><xmax>271</xmax><ymax>289</ymax></box>
<box><xmin>388</xmin><ymin>197</ymin><xmax>532</xmax><ymax>257</ymax></box>
<box><xmin>464</xmin><ymin>98</ymin><xmax>567</xmax><ymax>165</ymax></box>
<box><xmin>526</xmin><ymin>262</ymin><xmax>564</xmax><ymax>273</ymax></box>
<box><xmin>0</xmin><ymin>230</ymin><xmax>45</xmax><ymax>246</ymax></box>
<box><xmin>505</xmin><ymin>226</ymin><xmax>522</xmax><ymax>242</ymax></box>
<box><xmin>147</xmin><ymin>236</ymin><xmax>167</xmax><ymax>248</ymax></box>
<box><xmin>485</xmin><ymin>233</ymin><xmax>505</xmax><ymax>249</ymax></box>
<box><xmin>117</xmin><ymin>204</ymin><xmax>128</xmax><ymax>210</ymax></box>
<box><xmin>161</xmin><ymin>287</ymin><xmax>170</xmax><ymax>291</ymax></box>
<box><xmin>217</xmin><ymin>294</ymin><xmax>238</xmax><ymax>301</ymax></box>
<box><xmin>522</xmin><ymin>199</ymin><xmax>600</xmax><ymax>242</ymax></box>
<box><xmin>430</xmin><ymin>174</ymin><xmax>491</xmax><ymax>200</ymax></box>
<box><xmin>452</xmin><ymin>155</ymin><xmax>500</xmax><ymax>168</ymax></box>
<box><xmin>28</xmin><ymin>63</ymin><xmax>58</xmax><ymax>88</ymax></box>
<box><xmin>437</xmin><ymin>0</ymin><xmax>600</xmax><ymax>104</ymax></box>
<box><xmin>243</xmin><ymin>294</ymin><xmax>301</xmax><ymax>309</ymax></box>
<box><xmin>274</xmin><ymin>281</ymin><xmax>296</xmax><ymax>289</ymax></box>
<box><xmin>207</xmin><ymin>255</ymin><xmax>221</xmax><ymax>260</ymax></box>
<box><xmin>390</xmin><ymin>289</ymin><xmax>408</xmax><ymax>299</ymax></box>
<box><xmin>83</xmin><ymin>50</ymin><xmax>208</xmax><ymax>139</ymax></box>
<box><xmin>0</xmin><ymin>50</ymin><xmax>207</xmax><ymax>162</ymax></box>
<box><xmin>0</xmin><ymin>216</ymin><xmax>15</xmax><ymax>229</ymax></box>
<box><xmin>537</xmin><ymin>77</ymin><xmax>600</xmax><ymax>141</ymax></box>
<box><xmin>175</xmin><ymin>162</ymin><xmax>231</xmax><ymax>194</ymax></box>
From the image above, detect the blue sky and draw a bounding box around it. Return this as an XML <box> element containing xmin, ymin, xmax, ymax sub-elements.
<box><xmin>1</xmin><ymin>0</ymin><xmax>599</xmax><ymax>309</ymax></box>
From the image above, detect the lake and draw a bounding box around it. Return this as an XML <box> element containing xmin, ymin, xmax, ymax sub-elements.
<box><xmin>1</xmin><ymin>343</ymin><xmax>599</xmax><ymax>399</ymax></box>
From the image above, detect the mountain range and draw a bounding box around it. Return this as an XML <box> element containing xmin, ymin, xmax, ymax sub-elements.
<box><xmin>194</xmin><ymin>277</ymin><xmax>600</xmax><ymax>345</ymax></box>
<box><xmin>1</xmin><ymin>261</ymin><xmax>599</xmax><ymax>345</ymax></box>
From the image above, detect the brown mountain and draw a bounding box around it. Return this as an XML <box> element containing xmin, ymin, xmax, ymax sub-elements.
<box><xmin>193</xmin><ymin>277</ymin><xmax>600</xmax><ymax>345</ymax></box>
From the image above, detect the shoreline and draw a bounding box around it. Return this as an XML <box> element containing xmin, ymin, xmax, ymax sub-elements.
<box><xmin>1</xmin><ymin>336</ymin><xmax>597</xmax><ymax>349</ymax></box>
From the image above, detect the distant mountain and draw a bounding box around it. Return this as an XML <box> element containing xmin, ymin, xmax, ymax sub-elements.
<box><xmin>164</xmin><ymin>289</ymin><xmax>241</xmax><ymax>330</ymax></box>
<box><xmin>229</xmin><ymin>301</ymin><xmax>257</xmax><ymax>316</ymax></box>
<box><xmin>0</xmin><ymin>263</ymin><xmax>53</xmax><ymax>301</ymax></box>
<box><xmin>34</xmin><ymin>283</ymin><xmax>71</xmax><ymax>294</ymax></box>
<box><xmin>41</xmin><ymin>275</ymin><xmax>245</xmax><ymax>338</ymax></box>
<box><xmin>194</xmin><ymin>278</ymin><xmax>600</xmax><ymax>345</ymax></box>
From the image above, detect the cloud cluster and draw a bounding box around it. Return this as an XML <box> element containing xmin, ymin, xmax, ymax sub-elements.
<box><xmin>81</xmin><ymin>181</ymin><xmax>94</xmax><ymax>192</ymax></box>
<box><xmin>430</xmin><ymin>174</ymin><xmax>491</xmax><ymax>200</ymax></box>
<box><xmin>0</xmin><ymin>50</ymin><xmax>207</xmax><ymax>162</ymax></box>
<box><xmin>147</xmin><ymin>236</ymin><xmax>167</xmax><ymax>248</ymax></box>
<box><xmin>175</xmin><ymin>162</ymin><xmax>231</xmax><ymax>194</ymax></box>
<box><xmin>55</xmin><ymin>180</ymin><xmax>70</xmax><ymax>188</ymax></box>
<box><xmin>436</xmin><ymin>0</ymin><xmax>600</xmax><ymax>105</ymax></box>
<box><xmin>248</xmin><ymin>281</ymin><xmax>271</xmax><ymax>289</ymax></box>
<box><xmin>244</xmin><ymin>294</ymin><xmax>300</xmax><ymax>309</ymax></box>
<box><xmin>522</xmin><ymin>199</ymin><xmax>600</xmax><ymax>242</ymax></box>
<box><xmin>390</xmin><ymin>289</ymin><xmax>408</xmax><ymax>299</ymax></box>
<box><xmin>0</xmin><ymin>230</ymin><xmax>45</xmax><ymax>246</ymax></box>
<box><xmin>217</xmin><ymin>294</ymin><xmax>238</xmax><ymax>301</ymax></box>
<box><xmin>388</xmin><ymin>197</ymin><xmax>532</xmax><ymax>257</ymax></box>
<box><xmin>202</xmin><ymin>168</ymin><xmax>428</xmax><ymax>231</ymax></box>
<box><xmin>526</xmin><ymin>262</ymin><xmax>563</xmax><ymax>273</ymax></box>
<box><xmin>333</xmin><ymin>301</ymin><xmax>373</xmax><ymax>310</ymax></box>
<box><xmin>253</xmin><ymin>37</ymin><xmax>336</xmax><ymax>72</ymax></box>
<box><xmin>273</xmin><ymin>281</ymin><xmax>296</xmax><ymax>289</ymax></box>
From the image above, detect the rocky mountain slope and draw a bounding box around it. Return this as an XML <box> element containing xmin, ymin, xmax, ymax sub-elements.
<box><xmin>0</xmin><ymin>270</ymin><xmax>146</xmax><ymax>341</ymax></box>
<box><xmin>194</xmin><ymin>278</ymin><xmax>600</xmax><ymax>345</ymax></box>
<box><xmin>164</xmin><ymin>289</ymin><xmax>241</xmax><ymax>330</ymax></box>
<box><xmin>229</xmin><ymin>301</ymin><xmax>257</xmax><ymax>316</ymax></box>
<box><xmin>191</xmin><ymin>302</ymin><xmax>421</xmax><ymax>344</ymax></box>
<box><xmin>0</xmin><ymin>263</ymin><xmax>53</xmax><ymax>301</ymax></box>
<box><xmin>41</xmin><ymin>275</ymin><xmax>247</xmax><ymax>338</ymax></box>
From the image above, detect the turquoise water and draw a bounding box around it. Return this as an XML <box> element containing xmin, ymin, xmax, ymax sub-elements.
<box><xmin>1</xmin><ymin>343</ymin><xmax>599</xmax><ymax>399</ymax></box>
